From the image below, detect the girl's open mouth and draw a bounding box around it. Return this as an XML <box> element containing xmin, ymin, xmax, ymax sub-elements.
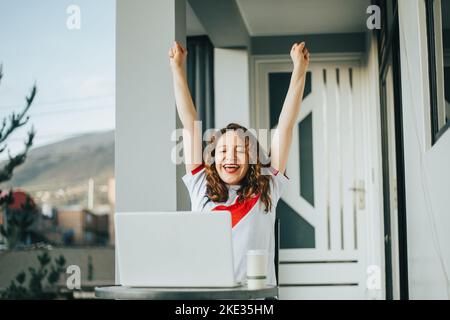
<box><xmin>223</xmin><ymin>164</ymin><xmax>240</xmax><ymax>174</ymax></box>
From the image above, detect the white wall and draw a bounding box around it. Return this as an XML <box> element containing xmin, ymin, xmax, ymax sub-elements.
<box><xmin>398</xmin><ymin>0</ymin><xmax>450</xmax><ymax>299</ymax></box>
<box><xmin>214</xmin><ymin>48</ymin><xmax>250</xmax><ymax>129</ymax></box>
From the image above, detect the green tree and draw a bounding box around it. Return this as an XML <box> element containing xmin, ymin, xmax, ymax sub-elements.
<box><xmin>0</xmin><ymin>63</ymin><xmax>37</xmax><ymax>247</ymax></box>
<box><xmin>1</xmin><ymin>194</ymin><xmax>39</xmax><ymax>248</ymax></box>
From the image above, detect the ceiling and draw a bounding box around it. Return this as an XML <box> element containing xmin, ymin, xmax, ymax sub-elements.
<box><xmin>186</xmin><ymin>0</ymin><xmax>370</xmax><ymax>37</ymax></box>
<box><xmin>187</xmin><ymin>2</ymin><xmax>206</xmax><ymax>36</ymax></box>
<box><xmin>235</xmin><ymin>0</ymin><xmax>370</xmax><ymax>36</ymax></box>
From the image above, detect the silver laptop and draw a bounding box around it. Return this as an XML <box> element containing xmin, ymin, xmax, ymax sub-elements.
<box><xmin>115</xmin><ymin>211</ymin><xmax>242</xmax><ymax>287</ymax></box>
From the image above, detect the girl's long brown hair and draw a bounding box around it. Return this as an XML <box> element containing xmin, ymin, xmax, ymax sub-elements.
<box><xmin>204</xmin><ymin>123</ymin><xmax>273</xmax><ymax>212</ymax></box>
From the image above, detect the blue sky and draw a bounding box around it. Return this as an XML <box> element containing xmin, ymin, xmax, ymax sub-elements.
<box><xmin>0</xmin><ymin>0</ymin><xmax>115</xmax><ymax>160</ymax></box>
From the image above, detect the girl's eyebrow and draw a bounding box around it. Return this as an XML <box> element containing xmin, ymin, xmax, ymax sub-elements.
<box><xmin>217</xmin><ymin>144</ymin><xmax>244</xmax><ymax>149</ymax></box>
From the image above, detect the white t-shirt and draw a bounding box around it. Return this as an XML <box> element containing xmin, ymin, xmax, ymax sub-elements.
<box><xmin>182</xmin><ymin>165</ymin><xmax>289</xmax><ymax>286</ymax></box>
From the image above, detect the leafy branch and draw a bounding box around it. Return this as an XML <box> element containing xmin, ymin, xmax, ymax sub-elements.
<box><xmin>1</xmin><ymin>251</ymin><xmax>66</xmax><ymax>299</ymax></box>
<box><xmin>0</xmin><ymin>63</ymin><xmax>36</xmax><ymax>184</ymax></box>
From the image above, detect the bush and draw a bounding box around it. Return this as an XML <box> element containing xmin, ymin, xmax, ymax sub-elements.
<box><xmin>1</xmin><ymin>250</ymin><xmax>67</xmax><ymax>299</ymax></box>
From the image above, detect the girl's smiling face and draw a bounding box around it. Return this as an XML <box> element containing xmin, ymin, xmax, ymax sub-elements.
<box><xmin>215</xmin><ymin>131</ymin><xmax>249</xmax><ymax>185</ymax></box>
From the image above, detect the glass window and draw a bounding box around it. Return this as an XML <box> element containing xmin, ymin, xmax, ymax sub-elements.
<box><xmin>426</xmin><ymin>0</ymin><xmax>450</xmax><ymax>142</ymax></box>
<box><xmin>298</xmin><ymin>112</ymin><xmax>315</xmax><ymax>206</ymax></box>
<box><xmin>277</xmin><ymin>198</ymin><xmax>315</xmax><ymax>249</ymax></box>
<box><xmin>0</xmin><ymin>1</ymin><xmax>115</xmax><ymax>299</ymax></box>
<box><xmin>268</xmin><ymin>71</ymin><xmax>312</xmax><ymax>129</ymax></box>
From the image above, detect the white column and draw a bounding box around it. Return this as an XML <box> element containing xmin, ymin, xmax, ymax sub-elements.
<box><xmin>214</xmin><ymin>48</ymin><xmax>250</xmax><ymax>129</ymax></box>
<box><xmin>115</xmin><ymin>0</ymin><xmax>186</xmax><ymax>283</ymax></box>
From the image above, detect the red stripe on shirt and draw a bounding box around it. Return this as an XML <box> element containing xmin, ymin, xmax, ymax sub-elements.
<box><xmin>191</xmin><ymin>164</ymin><xmax>205</xmax><ymax>175</ymax></box>
<box><xmin>212</xmin><ymin>194</ymin><xmax>260</xmax><ymax>228</ymax></box>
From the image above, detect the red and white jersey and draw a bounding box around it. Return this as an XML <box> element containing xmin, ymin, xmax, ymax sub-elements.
<box><xmin>182</xmin><ymin>165</ymin><xmax>289</xmax><ymax>286</ymax></box>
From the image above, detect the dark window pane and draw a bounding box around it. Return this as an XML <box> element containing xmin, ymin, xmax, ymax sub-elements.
<box><xmin>277</xmin><ymin>199</ymin><xmax>315</xmax><ymax>249</ymax></box>
<box><xmin>298</xmin><ymin>112</ymin><xmax>315</xmax><ymax>206</ymax></box>
<box><xmin>429</xmin><ymin>0</ymin><xmax>450</xmax><ymax>137</ymax></box>
<box><xmin>445</xmin><ymin>67</ymin><xmax>450</xmax><ymax>122</ymax></box>
<box><xmin>268</xmin><ymin>72</ymin><xmax>312</xmax><ymax>129</ymax></box>
<box><xmin>442</xmin><ymin>1</ymin><xmax>450</xmax><ymax>123</ymax></box>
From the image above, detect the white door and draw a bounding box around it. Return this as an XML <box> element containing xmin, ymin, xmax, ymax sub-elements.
<box><xmin>255</xmin><ymin>57</ymin><xmax>370</xmax><ymax>299</ymax></box>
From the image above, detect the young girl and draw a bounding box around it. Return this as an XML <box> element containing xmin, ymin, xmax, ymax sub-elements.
<box><xmin>169</xmin><ymin>41</ymin><xmax>309</xmax><ymax>286</ymax></box>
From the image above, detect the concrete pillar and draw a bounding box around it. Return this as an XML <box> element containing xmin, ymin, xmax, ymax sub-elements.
<box><xmin>214</xmin><ymin>48</ymin><xmax>250</xmax><ymax>129</ymax></box>
<box><xmin>115</xmin><ymin>0</ymin><xmax>186</xmax><ymax>283</ymax></box>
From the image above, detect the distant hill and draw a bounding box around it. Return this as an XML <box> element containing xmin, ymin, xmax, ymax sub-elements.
<box><xmin>0</xmin><ymin>130</ymin><xmax>114</xmax><ymax>204</ymax></box>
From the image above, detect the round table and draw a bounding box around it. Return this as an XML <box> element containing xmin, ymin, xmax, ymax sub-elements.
<box><xmin>95</xmin><ymin>285</ymin><xmax>278</xmax><ymax>300</ymax></box>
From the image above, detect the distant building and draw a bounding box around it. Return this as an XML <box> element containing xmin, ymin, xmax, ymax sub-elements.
<box><xmin>56</xmin><ymin>208</ymin><xmax>109</xmax><ymax>246</ymax></box>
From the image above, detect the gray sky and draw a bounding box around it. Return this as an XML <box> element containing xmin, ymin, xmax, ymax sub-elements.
<box><xmin>0</xmin><ymin>0</ymin><xmax>115</xmax><ymax>160</ymax></box>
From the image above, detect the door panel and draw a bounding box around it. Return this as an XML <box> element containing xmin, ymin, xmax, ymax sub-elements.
<box><xmin>256</xmin><ymin>59</ymin><xmax>368</xmax><ymax>299</ymax></box>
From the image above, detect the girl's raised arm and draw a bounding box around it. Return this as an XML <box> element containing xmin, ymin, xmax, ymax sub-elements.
<box><xmin>169</xmin><ymin>42</ymin><xmax>203</xmax><ymax>173</ymax></box>
<box><xmin>270</xmin><ymin>42</ymin><xmax>310</xmax><ymax>174</ymax></box>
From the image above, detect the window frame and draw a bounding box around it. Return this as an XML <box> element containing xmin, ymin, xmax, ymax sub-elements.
<box><xmin>425</xmin><ymin>0</ymin><xmax>450</xmax><ymax>144</ymax></box>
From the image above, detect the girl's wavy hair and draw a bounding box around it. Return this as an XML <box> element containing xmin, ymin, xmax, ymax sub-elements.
<box><xmin>204</xmin><ymin>123</ymin><xmax>273</xmax><ymax>212</ymax></box>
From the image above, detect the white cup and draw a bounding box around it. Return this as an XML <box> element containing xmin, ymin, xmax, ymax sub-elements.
<box><xmin>246</xmin><ymin>249</ymin><xmax>268</xmax><ymax>290</ymax></box>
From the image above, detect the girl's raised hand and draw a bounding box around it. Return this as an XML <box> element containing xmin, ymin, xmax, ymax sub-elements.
<box><xmin>169</xmin><ymin>41</ymin><xmax>188</xmax><ymax>69</ymax></box>
<box><xmin>290</xmin><ymin>42</ymin><xmax>310</xmax><ymax>76</ymax></box>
